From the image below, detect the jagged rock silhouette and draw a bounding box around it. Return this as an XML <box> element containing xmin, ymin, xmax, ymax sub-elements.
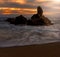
<box><xmin>5</xmin><ymin>18</ymin><xmax>15</xmax><ymax>24</ymax></box>
<box><xmin>37</xmin><ymin>6</ymin><xmax>43</xmax><ymax>17</ymax></box>
<box><xmin>31</xmin><ymin>6</ymin><xmax>53</xmax><ymax>26</ymax></box>
<box><xmin>5</xmin><ymin>6</ymin><xmax>53</xmax><ymax>26</ymax></box>
<box><xmin>6</xmin><ymin>15</ymin><xmax>27</xmax><ymax>25</ymax></box>
<box><xmin>15</xmin><ymin>15</ymin><xmax>27</xmax><ymax>25</ymax></box>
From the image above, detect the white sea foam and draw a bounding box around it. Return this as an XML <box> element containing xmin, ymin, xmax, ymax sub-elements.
<box><xmin>0</xmin><ymin>20</ymin><xmax>60</xmax><ymax>47</ymax></box>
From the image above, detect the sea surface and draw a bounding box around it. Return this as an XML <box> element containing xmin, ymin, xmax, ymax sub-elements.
<box><xmin>0</xmin><ymin>18</ymin><xmax>60</xmax><ymax>47</ymax></box>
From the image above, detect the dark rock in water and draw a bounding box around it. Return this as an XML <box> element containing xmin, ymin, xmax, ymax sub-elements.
<box><xmin>15</xmin><ymin>15</ymin><xmax>27</xmax><ymax>25</ymax></box>
<box><xmin>31</xmin><ymin>15</ymin><xmax>53</xmax><ymax>26</ymax></box>
<box><xmin>5</xmin><ymin>6</ymin><xmax>53</xmax><ymax>26</ymax></box>
<box><xmin>27</xmin><ymin>19</ymin><xmax>33</xmax><ymax>25</ymax></box>
<box><xmin>41</xmin><ymin>16</ymin><xmax>53</xmax><ymax>25</ymax></box>
<box><xmin>31</xmin><ymin>14</ymin><xmax>40</xmax><ymax>19</ymax></box>
<box><xmin>5</xmin><ymin>15</ymin><xmax>27</xmax><ymax>25</ymax></box>
<box><xmin>31</xmin><ymin>6</ymin><xmax>53</xmax><ymax>26</ymax></box>
<box><xmin>37</xmin><ymin>6</ymin><xmax>43</xmax><ymax>17</ymax></box>
<box><xmin>6</xmin><ymin>18</ymin><xmax>15</xmax><ymax>24</ymax></box>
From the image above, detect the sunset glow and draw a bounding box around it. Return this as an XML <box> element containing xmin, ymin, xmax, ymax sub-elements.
<box><xmin>15</xmin><ymin>0</ymin><xmax>26</xmax><ymax>4</ymax></box>
<box><xmin>0</xmin><ymin>0</ymin><xmax>60</xmax><ymax>17</ymax></box>
<box><xmin>53</xmin><ymin>0</ymin><xmax>60</xmax><ymax>2</ymax></box>
<box><xmin>0</xmin><ymin>7</ymin><xmax>36</xmax><ymax>15</ymax></box>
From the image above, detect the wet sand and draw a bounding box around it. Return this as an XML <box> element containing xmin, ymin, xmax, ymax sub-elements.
<box><xmin>0</xmin><ymin>42</ymin><xmax>60</xmax><ymax>57</ymax></box>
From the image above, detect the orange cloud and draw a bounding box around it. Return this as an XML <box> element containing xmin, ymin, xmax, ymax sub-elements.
<box><xmin>35</xmin><ymin>0</ymin><xmax>48</xmax><ymax>2</ymax></box>
<box><xmin>16</xmin><ymin>0</ymin><xmax>26</xmax><ymax>4</ymax></box>
<box><xmin>0</xmin><ymin>0</ymin><xmax>4</xmax><ymax>3</ymax></box>
<box><xmin>0</xmin><ymin>7</ymin><xmax>36</xmax><ymax>15</ymax></box>
<box><xmin>9</xmin><ymin>0</ymin><xmax>26</xmax><ymax>4</ymax></box>
<box><xmin>1</xmin><ymin>8</ymin><xmax>12</xmax><ymax>14</ymax></box>
<box><xmin>0</xmin><ymin>0</ymin><xmax>26</xmax><ymax>4</ymax></box>
<box><xmin>44</xmin><ymin>12</ymin><xmax>56</xmax><ymax>16</ymax></box>
<box><xmin>17</xmin><ymin>8</ymin><xmax>36</xmax><ymax>14</ymax></box>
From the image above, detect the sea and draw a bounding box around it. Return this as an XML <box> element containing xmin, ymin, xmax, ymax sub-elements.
<box><xmin>0</xmin><ymin>16</ymin><xmax>60</xmax><ymax>47</ymax></box>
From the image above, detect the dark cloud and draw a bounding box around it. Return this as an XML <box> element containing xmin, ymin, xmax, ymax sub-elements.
<box><xmin>0</xmin><ymin>0</ymin><xmax>60</xmax><ymax>17</ymax></box>
<box><xmin>26</xmin><ymin>0</ymin><xmax>34</xmax><ymax>2</ymax></box>
<box><xmin>0</xmin><ymin>2</ymin><xmax>36</xmax><ymax>9</ymax></box>
<box><xmin>0</xmin><ymin>0</ymin><xmax>51</xmax><ymax>9</ymax></box>
<box><xmin>0</xmin><ymin>0</ymin><xmax>52</xmax><ymax>9</ymax></box>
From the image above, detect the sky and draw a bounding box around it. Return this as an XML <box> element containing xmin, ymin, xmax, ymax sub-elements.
<box><xmin>0</xmin><ymin>0</ymin><xmax>60</xmax><ymax>17</ymax></box>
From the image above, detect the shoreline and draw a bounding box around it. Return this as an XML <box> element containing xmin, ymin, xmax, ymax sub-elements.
<box><xmin>0</xmin><ymin>42</ymin><xmax>60</xmax><ymax>57</ymax></box>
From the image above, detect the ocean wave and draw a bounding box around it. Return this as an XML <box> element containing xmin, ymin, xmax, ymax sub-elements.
<box><xmin>0</xmin><ymin>21</ymin><xmax>60</xmax><ymax>47</ymax></box>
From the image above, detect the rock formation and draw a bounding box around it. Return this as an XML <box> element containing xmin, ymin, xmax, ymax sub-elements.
<box><xmin>31</xmin><ymin>6</ymin><xmax>53</xmax><ymax>26</ymax></box>
<box><xmin>6</xmin><ymin>15</ymin><xmax>27</xmax><ymax>25</ymax></box>
<box><xmin>15</xmin><ymin>15</ymin><xmax>27</xmax><ymax>25</ymax></box>
<box><xmin>37</xmin><ymin>6</ymin><xmax>43</xmax><ymax>17</ymax></box>
<box><xmin>6</xmin><ymin>18</ymin><xmax>15</xmax><ymax>24</ymax></box>
<box><xmin>5</xmin><ymin>6</ymin><xmax>53</xmax><ymax>26</ymax></box>
<box><xmin>27</xmin><ymin>19</ymin><xmax>33</xmax><ymax>25</ymax></box>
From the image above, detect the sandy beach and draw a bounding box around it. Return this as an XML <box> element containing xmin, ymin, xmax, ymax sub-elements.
<box><xmin>0</xmin><ymin>42</ymin><xmax>60</xmax><ymax>57</ymax></box>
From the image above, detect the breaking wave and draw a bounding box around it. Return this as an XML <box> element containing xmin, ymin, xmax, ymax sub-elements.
<box><xmin>0</xmin><ymin>20</ymin><xmax>60</xmax><ymax>47</ymax></box>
